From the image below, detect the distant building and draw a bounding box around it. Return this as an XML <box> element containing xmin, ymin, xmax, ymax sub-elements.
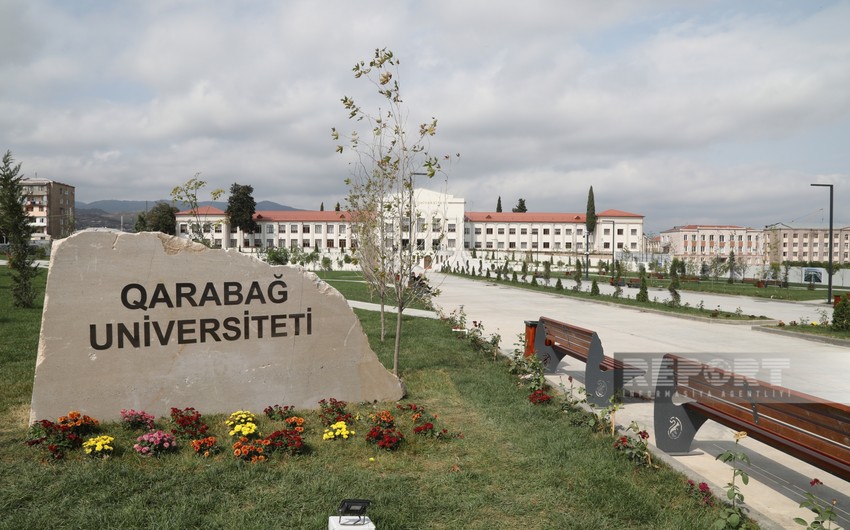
<box><xmin>463</xmin><ymin>209</ymin><xmax>645</xmax><ymax>264</ymax></box>
<box><xmin>175</xmin><ymin>189</ymin><xmax>644</xmax><ymax>269</ymax></box>
<box><xmin>764</xmin><ymin>224</ymin><xmax>850</xmax><ymax>265</ymax></box>
<box><xmin>660</xmin><ymin>225</ymin><xmax>765</xmax><ymax>269</ymax></box>
<box><xmin>20</xmin><ymin>178</ymin><xmax>75</xmax><ymax>242</ymax></box>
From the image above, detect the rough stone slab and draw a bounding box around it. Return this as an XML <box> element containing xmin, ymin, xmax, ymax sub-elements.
<box><xmin>30</xmin><ymin>230</ymin><xmax>403</xmax><ymax>422</ymax></box>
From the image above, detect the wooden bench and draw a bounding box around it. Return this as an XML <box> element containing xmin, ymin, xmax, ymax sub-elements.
<box><xmin>530</xmin><ymin>317</ymin><xmax>643</xmax><ymax>406</ymax></box>
<box><xmin>626</xmin><ymin>278</ymin><xmax>641</xmax><ymax>288</ymax></box>
<box><xmin>609</xmin><ymin>277</ymin><xmax>625</xmax><ymax>287</ymax></box>
<box><xmin>653</xmin><ymin>353</ymin><xmax>850</xmax><ymax>481</ymax></box>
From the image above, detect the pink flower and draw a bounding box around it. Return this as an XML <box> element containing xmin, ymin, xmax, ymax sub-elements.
<box><xmin>810</xmin><ymin>478</ymin><xmax>823</xmax><ymax>487</ymax></box>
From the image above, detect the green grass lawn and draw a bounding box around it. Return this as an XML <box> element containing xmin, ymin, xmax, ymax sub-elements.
<box><xmin>0</xmin><ymin>267</ymin><xmax>745</xmax><ymax>529</ymax></box>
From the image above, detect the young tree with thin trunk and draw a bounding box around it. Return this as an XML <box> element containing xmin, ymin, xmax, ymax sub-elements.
<box><xmin>171</xmin><ymin>174</ymin><xmax>224</xmax><ymax>244</ymax></box>
<box><xmin>334</xmin><ymin>48</ymin><xmax>451</xmax><ymax>377</ymax></box>
<box><xmin>0</xmin><ymin>150</ymin><xmax>38</xmax><ymax>308</ymax></box>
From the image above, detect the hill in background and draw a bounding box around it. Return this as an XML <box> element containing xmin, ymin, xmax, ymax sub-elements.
<box><xmin>74</xmin><ymin>200</ymin><xmax>297</xmax><ymax>230</ymax></box>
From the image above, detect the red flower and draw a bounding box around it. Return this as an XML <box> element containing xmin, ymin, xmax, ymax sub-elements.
<box><xmin>810</xmin><ymin>478</ymin><xmax>823</xmax><ymax>487</ymax></box>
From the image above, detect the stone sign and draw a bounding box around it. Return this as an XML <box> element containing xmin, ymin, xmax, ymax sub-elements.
<box><xmin>30</xmin><ymin>230</ymin><xmax>404</xmax><ymax>422</ymax></box>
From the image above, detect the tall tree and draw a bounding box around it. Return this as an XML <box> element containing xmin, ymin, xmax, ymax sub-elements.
<box><xmin>320</xmin><ymin>202</ymin><xmax>325</xmax><ymax>211</ymax></box>
<box><xmin>145</xmin><ymin>201</ymin><xmax>178</xmax><ymax>235</ymax></box>
<box><xmin>334</xmin><ymin>202</ymin><xmax>341</xmax><ymax>212</ymax></box>
<box><xmin>134</xmin><ymin>212</ymin><xmax>148</xmax><ymax>232</ymax></box>
<box><xmin>512</xmin><ymin>198</ymin><xmax>527</xmax><ymax>213</ymax></box>
<box><xmin>226</xmin><ymin>183</ymin><xmax>259</xmax><ymax>237</ymax></box>
<box><xmin>496</xmin><ymin>196</ymin><xmax>502</xmax><ymax>213</ymax></box>
<box><xmin>0</xmin><ymin>150</ymin><xmax>38</xmax><ymax>307</ymax></box>
<box><xmin>334</xmin><ymin>47</ymin><xmax>451</xmax><ymax>377</ymax></box>
<box><xmin>171</xmin><ymin>174</ymin><xmax>224</xmax><ymax>244</ymax></box>
<box><xmin>585</xmin><ymin>186</ymin><xmax>597</xmax><ymax>235</ymax></box>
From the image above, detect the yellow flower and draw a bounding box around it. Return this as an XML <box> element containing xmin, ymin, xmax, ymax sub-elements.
<box><xmin>734</xmin><ymin>431</ymin><xmax>748</xmax><ymax>441</ymax></box>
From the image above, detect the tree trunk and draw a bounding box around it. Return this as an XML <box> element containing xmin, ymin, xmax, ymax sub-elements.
<box><xmin>392</xmin><ymin>306</ymin><xmax>403</xmax><ymax>377</ymax></box>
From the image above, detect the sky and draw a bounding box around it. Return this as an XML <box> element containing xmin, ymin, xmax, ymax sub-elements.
<box><xmin>2</xmin><ymin>0</ymin><xmax>849</xmax><ymax>234</ymax></box>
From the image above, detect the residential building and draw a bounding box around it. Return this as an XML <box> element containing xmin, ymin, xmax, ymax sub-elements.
<box><xmin>660</xmin><ymin>225</ymin><xmax>766</xmax><ymax>275</ymax></box>
<box><xmin>20</xmin><ymin>178</ymin><xmax>75</xmax><ymax>242</ymax></box>
<box><xmin>764</xmin><ymin>224</ymin><xmax>850</xmax><ymax>265</ymax></box>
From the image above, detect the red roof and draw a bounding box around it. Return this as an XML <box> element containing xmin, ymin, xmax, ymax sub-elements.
<box><xmin>596</xmin><ymin>209</ymin><xmax>644</xmax><ymax>218</ymax></box>
<box><xmin>465</xmin><ymin>209</ymin><xmax>643</xmax><ymax>222</ymax></box>
<box><xmin>465</xmin><ymin>212</ymin><xmax>586</xmax><ymax>223</ymax></box>
<box><xmin>176</xmin><ymin>205</ymin><xmax>225</xmax><ymax>216</ymax></box>
<box><xmin>253</xmin><ymin>210</ymin><xmax>352</xmax><ymax>222</ymax></box>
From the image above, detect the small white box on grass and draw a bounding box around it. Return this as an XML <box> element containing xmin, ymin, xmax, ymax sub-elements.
<box><xmin>328</xmin><ymin>516</ymin><xmax>376</xmax><ymax>530</ymax></box>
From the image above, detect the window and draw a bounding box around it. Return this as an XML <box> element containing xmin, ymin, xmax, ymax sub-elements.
<box><xmin>543</xmin><ymin>228</ymin><xmax>550</xmax><ymax>235</ymax></box>
<box><xmin>486</xmin><ymin>228</ymin><xmax>493</xmax><ymax>235</ymax></box>
<box><xmin>278</xmin><ymin>224</ymin><xmax>286</xmax><ymax>233</ymax></box>
<box><xmin>302</xmin><ymin>225</ymin><xmax>310</xmax><ymax>234</ymax></box>
<box><xmin>314</xmin><ymin>225</ymin><xmax>322</xmax><ymax>234</ymax></box>
<box><xmin>543</xmin><ymin>242</ymin><xmax>550</xmax><ymax>249</ymax></box>
<box><xmin>577</xmin><ymin>229</ymin><xmax>583</xmax><ymax>236</ymax></box>
<box><xmin>719</xmin><ymin>235</ymin><xmax>725</xmax><ymax>242</ymax></box>
<box><xmin>531</xmin><ymin>242</ymin><xmax>538</xmax><ymax>249</ymax></box>
<box><xmin>498</xmin><ymin>228</ymin><xmax>505</xmax><ymax>235</ymax></box>
<box><xmin>432</xmin><ymin>219</ymin><xmax>441</xmax><ymax>232</ymax></box>
<box><xmin>475</xmin><ymin>227</ymin><xmax>482</xmax><ymax>235</ymax></box>
<box><xmin>520</xmin><ymin>242</ymin><xmax>527</xmax><ymax>249</ymax></box>
<box><xmin>266</xmin><ymin>225</ymin><xmax>274</xmax><ymax>234</ymax></box>
<box><xmin>603</xmin><ymin>242</ymin><xmax>610</xmax><ymax>249</ymax></box>
<box><xmin>604</xmin><ymin>228</ymin><xmax>611</xmax><ymax>236</ymax></box>
<box><xmin>509</xmin><ymin>228</ymin><xmax>516</xmax><ymax>235</ymax></box>
<box><xmin>554</xmin><ymin>229</ymin><xmax>561</xmax><ymax>235</ymax></box>
<box><xmin>327</xmin><ymin>225</ymin><xmax>334</xmax><ymax>234</ymax></box>
<box><xmin>475</xmin><ymin>242</ymin><xmax>482</xmax><ymax>249</ymax></box>
<box><xmin>497</xmin><ymin>242</ymin><xmax>504</xmax><ymax>249</ymax></box>
<box><xmin>464</xmin><ymin>227</ymin><xmax>470</xmax><ymax>235</ymax></box>
<box><xmin>617</xmin><ymin>228</ymin><xmax>623</xmax><ymax>236</ymax></box>
<box><xmin>565</xmin><ymin>242</ymin><xmax>572</xmax><ymax>249</ymax></box>
<box><xmin>448</xmin><ymin>223</ymin><xmax>456</xmax><ymax>233</ymax></box>
<box><xmin>509</xmin><ymin>242</ymin><xmax>516</xmax><ymax>249</ymax></box>
<box><xmin>327</xmin><ymin>240</ymin><xmax>334</xmax><ymax>248</ymax></box>
<box><xmin>266</xmin><ymin>239</ymin><xmax>273</xmax><ymax>247</ymax></box>
<box><xmin>520</xmin><ymin>228</ymin><xmax>528</xmax><ymax>235</ymax></box>
<box><xmin>290</xmin><ymin>224</ymin><xmax>298</xmax><ymax>233</ymax></box>
<box><xmin>631</xmin><ymin>229</ymin><xmax>637</xmax><ymax>236</ymax></box>
<box><xmin>303</xmin><ymin>239</ymin><xmax>311</xmax><ymax>247</ymax></box>
<box><xmin>339</xmin><ymin>225</ymin><xmax>346</xmax><ymax>234</ymax></box>
<box><xmin>531</xmin><ymin>228</ymin><xmax>538</xmax><ymax>235</ymax></box>
<box><xmin>486</xmin><ymin>242</ymin><xmax>493</xmax><ymax>249</ymax></box>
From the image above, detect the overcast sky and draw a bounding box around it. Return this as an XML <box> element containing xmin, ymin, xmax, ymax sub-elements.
<box><xmin>2</xmin><ymin>1</ymin><xmax>849</xmax><ymax>233</ymax></box>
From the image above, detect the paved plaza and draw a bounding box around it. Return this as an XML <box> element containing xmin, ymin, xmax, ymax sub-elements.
<box><xmin>425</xmin><ymin>273</ymin><xmax>850</xmax><ymax>530</ymax></box>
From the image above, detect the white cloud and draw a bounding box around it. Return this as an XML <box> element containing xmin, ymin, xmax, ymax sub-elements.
<box><xmin>0</xmin><ymin>0</ymin><xmax>848</xmax><ymax>234</ymax></box>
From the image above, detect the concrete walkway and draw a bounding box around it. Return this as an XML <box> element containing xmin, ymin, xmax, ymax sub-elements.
<box><xmin>423</xmin><ymin>273</ymin><xmax>850</xmax><ymax>530</ymax></box>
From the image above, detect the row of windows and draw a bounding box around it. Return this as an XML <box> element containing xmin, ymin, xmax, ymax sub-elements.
<box><xmin>682</xmin><ymin>234</ymin><xmax>760</xmax><ymax>242</ymax></box>
<box><xmin>466</xmin><ymin>241</ymin><xmax>641</xmax><ymax>251</ymax></box>
<box><xmin>782</xmin><ymin>233</ymin><xmax>850</xmax><ymax>240</ymax></box>
<box><xmin>469</xmin><ymin>227</ymin><xmax>639</xmax><ymax>237</ymax></box>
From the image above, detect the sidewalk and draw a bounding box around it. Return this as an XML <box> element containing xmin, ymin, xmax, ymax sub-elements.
<box><xmin>425</xmin><ymin>273</ymin><xmax>850</xmax><ymax>530</ymax></box>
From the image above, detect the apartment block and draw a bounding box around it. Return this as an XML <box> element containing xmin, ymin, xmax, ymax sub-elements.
<box><xmin>764</xmin><ymin>225</ymin><xmax>850</xmax><ymax>265</ymax></box>
<box><xmin>20</xmin><ymin>178</ymin><xmax>76</xmax><ymax>242</ymax></box>
<box><xmin>660</xmin><ymin>225</ymin><xmax>765</xmax><ymax>267</ymax></box>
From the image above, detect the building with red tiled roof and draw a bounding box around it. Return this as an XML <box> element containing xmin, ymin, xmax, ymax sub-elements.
<box><xmin>174</xmin><ymin>189</ymin><xmax>646</xmax><ymax>268</ymax></box>
<box><xmin>464</xmin><ymin>208</ymin><xmax>645</xmax><ymax>262</ymax></box>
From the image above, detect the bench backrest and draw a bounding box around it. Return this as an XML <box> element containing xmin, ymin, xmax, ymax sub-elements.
<box><xmin>662</xmin><ymin>354</ymin><xmax>850</xmax><ymax>479</ymax></box>
<box><xmin>538</xmin><ymin>317</ymin><xmax>594</xmax><ymax>360</ymax></box>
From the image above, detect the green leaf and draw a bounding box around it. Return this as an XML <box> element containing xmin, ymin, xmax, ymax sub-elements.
<box><xmin>792</xmin><ymin>518</ymin><xmax>807</xmax><ymax>526</ymax></box>
<box><xmin>728</xmin><ymin>513</ymin><xmax>740</xmax><ymax>526</ymax></box>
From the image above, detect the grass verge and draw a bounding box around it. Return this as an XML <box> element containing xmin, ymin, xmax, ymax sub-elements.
<box><xmin>1</xmin><ymin>266</ymin><xmax>743</xmax><ymax>529</ymax></box>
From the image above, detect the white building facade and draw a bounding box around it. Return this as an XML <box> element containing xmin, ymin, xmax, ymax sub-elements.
<box><xmin>175</xmin><ymin>189</ymin><xmax>644</xmax><ymax>268</ymax></box>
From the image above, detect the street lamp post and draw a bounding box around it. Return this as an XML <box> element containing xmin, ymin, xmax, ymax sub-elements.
<box><xmin>810</xmin><ymin>183</ymin><xmax>834</xmax><ymax>304</ymax></box>
<box><xmin>584</xmin><ymin>232</ymin><xmax>589</xmax><ymax>279</ymax></box>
